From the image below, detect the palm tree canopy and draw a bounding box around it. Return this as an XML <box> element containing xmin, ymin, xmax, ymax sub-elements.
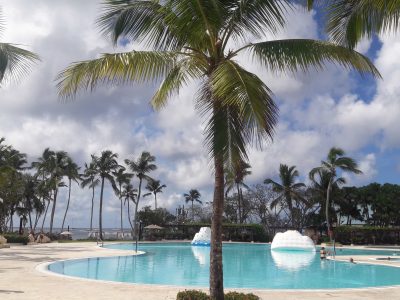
<box><xmin>184</xmin><ymin>189</ymin><xmax>202</xmax><ymax>205</ymax></box>
<box><xmin>57</xmin><ymin>0</ymin><xmax>380</xmax><ymax>167</ymax></box>
<box><xmin>113</xmin><ymin>166</ymin><xmax>133</xmax><ymax>189</ymax></box>
<box><xmin>81</xmin><ymin>161</ymin><xmax>101</xmax><ymax>189</ymax></box>
<box><xmin>64</xmin><ymin>157</ymin><xmax>81</xmax><ymax>183</ymax></box>
<box><xmin>310</xmin><ymin>0</ymin><xmax>400</xmax><ymax>48</ymax></box>
<box><xmin>125</xmin><ymin>151</ymin><xmax>157</xmax><ymax>180</ymax></box>
<box><xmin>121</xmin><ymin>183</ymin><xmax>138</xmax><ymax>204</ymax></box>
<box><xmin>0</xmin><ymin>8</ymin><xmax>40</xmax><ymax>84</ymax></box>
<box><xmin>92</xmin><ymin>150</ymin><xmax>120</xmax><ymax>191</ymax></box>
<box><xmin>225</xmin><ymin>160</ymin><xmax>251</xmax><ymax>195</ymax></box>
<box><xmin>143</xmin><ymin>179</ymin><xmax>166</xmax><ymax>197</ymax></box>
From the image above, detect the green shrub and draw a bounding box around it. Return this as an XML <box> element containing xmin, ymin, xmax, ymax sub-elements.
<box><xmin>176</xmin><ymin>290</ymin><xmax>209</xmax><ymax>300</ymax></box>
<box><xmin>225</xmin><ymin>292</ymin><xmax>260</xmax><ymax>300</ymax></box>
<box><xmin>176</xmin><ymin>290</ymin><xmax>260</xmax><ymax>300</ymax></box>
<box><xmin>3</xmin><ymin>234</ymin><xmax>29</xmax><ymax>245</ymax></box>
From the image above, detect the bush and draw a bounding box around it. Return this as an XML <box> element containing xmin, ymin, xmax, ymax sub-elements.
<box><xmin>225</xmin><ymin>292</ymin><xmax>260</xmax><ymax>300</ymax></box>
<box><xmin>176</xmin><ymin>290</ymin><xmax>209</xmax><ymax>300</ymax></box>
<box><xmin>3</xmin><ymin>234</ymin><xmax>29</xmax><ymax>245</ymax></box>
<box><xmin>334</xmin><ymin>226</ymin><xmax>400</xmax><ymax>245</ymax></box>
<box><xmin>176</xmin><ymin>290</ymin><xmax>260</xmax><ymax>300</ymax></box>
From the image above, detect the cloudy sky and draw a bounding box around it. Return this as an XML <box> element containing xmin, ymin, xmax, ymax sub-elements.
<box><xmin>1</xmin><ymin>1</ymin><xmax>400</xmax><ymax>228</ymax></box>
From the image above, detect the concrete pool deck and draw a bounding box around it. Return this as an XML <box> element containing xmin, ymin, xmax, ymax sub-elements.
<box><xmin>1</xmin><ymin>242</ymin><xmax>400</xmax><ymax>300</ymax></box>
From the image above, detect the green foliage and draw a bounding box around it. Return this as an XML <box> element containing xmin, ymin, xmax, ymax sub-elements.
<box><xmin>335</xmin><ymin>226</ymin><xmax>400</xmax><ymax>245</ymax></box>
<box><xmin>138</xmin><ymin>206</ymin><xmax>176</xmax><ymax>226</ymax></box>
<box><xmin>3</xmin><ymin>234</ymin><xmax>29</xmax><ymax>245</ymax></box>
<box><xmin>176</xmin><ymin>290</ymin><xmax>260</xmax><ymax>300</ymax></box>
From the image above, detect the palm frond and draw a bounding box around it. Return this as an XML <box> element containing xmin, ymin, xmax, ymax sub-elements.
<box><xmin>57</xmin><ymin>51</ymin><xmax>178</xmax><ymax>99</ymax></box>
<box><xmin>247</xmin><ymin>39</ymin><xmax>381</xmax><ymax>78</ymax></box>
<box><xmin>0</xmin><ymin>43</ymin><xmax>40</xmax><ymax>85</ymax></box>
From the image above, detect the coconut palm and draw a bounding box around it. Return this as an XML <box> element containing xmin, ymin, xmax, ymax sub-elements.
<box><xmin>92</xmin><ymin>150</ymin><xmax>119</xmax><ymax>240</ymax></box>
<box><xmin>56</xmin><ymin>1</ymin><xmax>380</xmax><ymax>297</ymax></box>
<box><xmin>309</xmin><ymin>147</ymin><xmax>362</xmax><ymax>240</ymax></box>
<box><xmin>143</xmin><ymin>179</ymin><xmax>166</xmax><ymax>210</ymax></box>
<box><xmin>225</xmin><ymin>160</ymin><xmax>251</xmax><ymax>223</ymax></box>
<box><xmin>0</xmin><ymin>8</ymin><xmax>39</xmax><ymax>84</ymax></box>
<box><xmin>81</xmin><ymin>160</ymin><xmax>100</xmax><ymax>231</ymax></box>
<box><xmin>61</xmin><ymin>157</ymin><xmax>80</xmax><ymax>232</ymax></box>
<box><xmin>121</xmin><ymin>183</ymin><xmax>138</xmax><ymax>231</ymax></box>
<box><xmin>184</xmin><ymin>189</ymin><xmax>202</xmax><ymax>221</ymax></box>
<box><xmin>265</xmin><ymin>164</ymin><xmax>305</xmax><ymax>227</ymax></box>
<box><xmin>309</xmin><ymin>0</ymin><xmax>400</xmax><ymax>49</ymax></box>
<box><xmin>113</xmin><ymin>166</ymin><xmax>133</xmax><ymax>235</ymax></box>
<box><xmin>125</xmin><ymin>152</ymin><xmax>156</xmax><ymax>232</ymax></box>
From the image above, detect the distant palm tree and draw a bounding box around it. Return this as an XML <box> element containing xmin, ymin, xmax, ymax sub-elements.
<box><xmin>121</xmin><ymin>183</ymin><xmax>137</xmax><ymax>231</ymax></box>
<box><xmin>92</xmin><ymin>150</ymin><xmax>119</xmax><ymax>240</ymax></box>
<box><xmin>61</xmin><ymin>157</ymin><xmax>80</xmax><ymax>232</ymax></box>
<box><xmin>184</xmin><ymin>189</ymin><xmax>202</xmax><ymax>221</ymax></box>
<box><xmin>143</xmin><ymin>179</ymin><xmax>166</xmax><ymax>210</ymax></box>
<box><xmin>113</xmin><ymin>166</ymin><xmax>133</xmax><ymax>235</ymax></box>
<box><xmin>80</xmin><ymin>160</ymin><xmax>100</xmax><ymax>231</ymax></box>
<box><xmin>125</xmin><ymin>152</ymin><xmax>156</xmax><ymax>232</ymax></box>
<box><xmin>265</xmin><ymin>164</ymin><xmax>305</xmax><ymax>227</ymax></box>
<box><xmin>0</xmin><ymin>8</ymin><xmax>39</xmax><ymax>84</ymax></box>
<box><xmin>225</xmin><ymin>161</ymin><xmax>251</xmax><ymax>223</ymax></box>
<box><xmin>310</xmin><ymin>147</ymin><xmax>362</xmax><ymax>239</ymax></box>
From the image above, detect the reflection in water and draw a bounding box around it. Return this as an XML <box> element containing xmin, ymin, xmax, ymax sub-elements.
<box><xmin>191</xmin><ymin>246</ymin><xmax>210</xmax><ymax>265</ymax></box>
<box><xmin>271</xmin><ymin>250</ymin><xmax>315</xmax><ymax>271</ymax></box>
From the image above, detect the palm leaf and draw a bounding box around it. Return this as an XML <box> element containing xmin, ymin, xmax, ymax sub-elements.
<box><xmin>57</xmin><ymin>51</ymin><xmax>178</xmax><ymax>99</ymax></box>
<box><xmin>247</xmin><ymin>39</ymin><xmax>381</xmax><ymax>78</ymax></box>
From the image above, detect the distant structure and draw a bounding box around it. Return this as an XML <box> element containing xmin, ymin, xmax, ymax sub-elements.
<box><xmin>191</xmin><ymin>227</ymin><xmax>211</xmax><ymax>246</ymax></box>
<box><xmin>271</xmin><ymin>230</ymin><xmax>316</xmax><ymax>252</ymax></box>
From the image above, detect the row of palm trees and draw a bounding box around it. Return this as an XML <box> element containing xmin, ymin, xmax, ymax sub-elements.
<box><xmin>3</xmin><ymin>1</ymin><xmax>397</xmax><ymax>298</ymax></box>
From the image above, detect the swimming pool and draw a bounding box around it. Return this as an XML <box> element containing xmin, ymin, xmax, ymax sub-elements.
<box><xmin>47</xmin><ymin>243</ymin><xmax>400</xmax><ymax>289</ymax></box>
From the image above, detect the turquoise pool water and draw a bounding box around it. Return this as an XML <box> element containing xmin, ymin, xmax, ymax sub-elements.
<box><xmin>47</xmin><ymin>243</ymin><xmax>400</xmax><ymax>289</ymax></box>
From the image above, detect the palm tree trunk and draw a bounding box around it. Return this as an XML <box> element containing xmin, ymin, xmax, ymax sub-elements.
<box><xmin>61</xmin><ymin>179</ymin><xmax>72</xmax><ymax>231</ymax></box>
<box><xmin>154</xmin><ymin>193</ymin><xmax>157</xmax><ymax>210</ymax></box>
<box><xmin>99</xmin><ymin>177</ymin><xmax>105</xmax><ymax>240</ymax></box>
<box><xmin>236</xmin><ymin>183</ymin><xmax>241</xmax><ymax>223</ymax></box>
<box><xmin>119</xmin><ymin>184</ymin><xmax>123</xmax><ymax>235</ymax></box>
<box><xmin>90</xmin><ymin>186</ymin><xmax>95</xmax><ymax>231</ymax></box>
<box><xmin>49</xmin><ymin>188</ymin><xmax>58</xmax><ymax>234</ymax></box>
<box><xmin>133</xmin><ymin>178</ymin><xmax>143</xmax><ymax>235</ymax></box>
<box><xmin>127</xmin><ymin>199</ymin><xmax>133</xmax><ymax>231</ymax></box>
<box><xmin>192</xmin><ymin>201</ymin><xmax>194</xmax><ymax>221</ymax></box>
<box><xmin>326</xmin><ymin>180</ymin><xmax>332</xmax><ymax>242</ymax></box>
<box><xmin>210</xmin><ymin>155</ymin><xmax>224</xmax><ymax>300</ymax></box>
<box><xmin>41</xmin><ymin>200</ymin><xmax>50</xmax><ymax>232</ymax></box>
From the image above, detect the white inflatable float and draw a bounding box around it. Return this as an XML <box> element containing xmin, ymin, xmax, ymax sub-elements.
<box><xmin>271</xmin><ymin>230</ymin><xmax>316</xmax><ymax>252</ymax></box>
<box><xmin>271</xmin><ymin>250</ymin><xmax>315</xmax><ymax>271</ymax></box>
<box><xmin>191</xmin><ymin>227</ymin><xmax>211</xmax><ymax>246</ymax></box>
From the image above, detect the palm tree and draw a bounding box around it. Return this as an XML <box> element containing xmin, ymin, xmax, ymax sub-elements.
<box><xmin>121</xmin><ymin>183</ymin><xmax>137</xmax><ymax>231</ymax></box>
<box><xmin>81</xmin><ymin>160</ymin><xmax>100</xmax><ymax>231</ymax></box>
<box><xmin>309</xmin><ymin>147</ymin><xmax>362</xmax><ymax>240</ymax></box>
<box><xmin>61</xmin><ymin>157</ymin><xmax>80</xmax><ymax>232</ymax></box>
<box><xmin>184</xmin><ymin>189</ymin><xmax>202</xmax><ymax>221</ymax></box>
<box><xmin>125</xmin><ymin>152</ymin><xmax>156</xmax><ymax>232</ymax></box>
<box><xmin>309</xmin><ymin>0</ymin><xmax>400</xmax><ymax>49</ymax></box>
<box><xmin>265</xmin><ymin>164</ymin><xmax>305</xmax><ymax>227</ymax></box>
<box><xmin>56</xmin><ymin>2</ymin><xmax>380</xmax><ymax>297</ymax></box>
<box><xmin>225</xmin><ymin>160</ymin><xmax>251</xmax><ymax>223</ymax></box>
<box><xmin>0</xmin><ymin>8</ymin><xmax>39</xmax><ymax>84</ymax></box>
<box><xmin>143</xmin><ymin>179</ymin><xmax>166</xmax><ymax>210</ymax></box>
<box><xmin>92</xmin><ymin>150</ymin><xmax>119</xmax><ymax>240</ymax></box>
<box><xmin>113</xmin><ymin>166</ymin><xmax>133</xmax><ymax>235</ymax></box>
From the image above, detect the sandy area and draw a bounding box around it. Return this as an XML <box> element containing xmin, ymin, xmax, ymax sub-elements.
<box><xmin>1</xmin><ymin>242</ymin><xmax>400</xmax><ymax>299</ymax></box>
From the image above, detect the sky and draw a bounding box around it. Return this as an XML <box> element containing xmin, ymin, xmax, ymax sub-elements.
<box><xmin>1</xmin><ymin>1</ymin><xmax>400</xmax><ymax>228</ymax></box>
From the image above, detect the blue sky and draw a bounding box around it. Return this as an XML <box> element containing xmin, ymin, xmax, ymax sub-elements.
<box><xmin>1</xmin><ymin>1</ymin><xmax>400</xmax><ymax>228</ymax></box>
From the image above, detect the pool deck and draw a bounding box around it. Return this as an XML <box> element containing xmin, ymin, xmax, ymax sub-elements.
<box><xmin>1</xmin><ymin>242</ymin><xmax>400</xmax><ymax>300</ymax></box>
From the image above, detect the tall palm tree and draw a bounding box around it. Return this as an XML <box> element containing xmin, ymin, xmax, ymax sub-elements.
<box><xmin>309</xmin><ymin>147</ymin><xmax>362</xmax><ymax>239</ymax></box>
<box><xmin>0</xmin><ymin>8</ymin><xmax>39</xmax><ymax>84</ymax></box>
<box><xmin>56</xmin><ymin>1</ymin><xmax>380</xmax><ymax>297</ymax></box>
<box><xmin>225</xmin><ymin>160</ymin><xmax>251</xmax><ymax>223</ymax></box>
<box><xmin>113</xmin><ymin>166</ymin><xmax>133</xmax><ymax>235</ymax></box>
<box><xmin>143</xmin><ymin>179</ymin><xmax>166</xmax><ymax>210</ymax></box>
<box><xmin>61</xmin><ymin>157</ymin><xmax>80</xmax><ymax>232</ymax></box>
<box><xmin>121</xmin><ymin>183</ymin><xmax>137</xmax><ymax>231</ymax></box>
<box><xmin>92</xmin><ymin>150</ymin><xmax>119</xmax><ymax>240</ymax></box>
<box><xmin>265</xmin><ymin>164</ymin><xmax>305</xmax><ymax>227</ymax></box>
<box><xmin>81</xmin><ymin>160</ymin><xmax>100</xmax><ymax>231</ymax></box>
<box><xmin>125</xmin><ymin>152</ymin><xmax>156</xmax><ymax>232</ymax></box>
<box><xmin>309</xmin><ymin>0</ymin><xmax>400</xmax><ymax>49</ymax></box>
<box><xmin>184</xmin><ymin>189</ymin><xmax>202</xmax><ymax>221</ymax></box>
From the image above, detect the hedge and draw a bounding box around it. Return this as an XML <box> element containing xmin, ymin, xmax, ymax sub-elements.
<box><xmin>334</xmin><ymin>226</ymin><xmax>400</xmax><ymax>245</ymax></box>
<box><xmin>3</xmin><ymin>234</ymin><xmax>29</xmax><ymax>245</ymax></box>
<box><xmin>176</xmin><ymin>290</ymin><xmax>260</xmax><ymax>300</ymax></box>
